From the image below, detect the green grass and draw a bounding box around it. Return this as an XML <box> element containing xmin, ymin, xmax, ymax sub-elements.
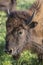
<box><xmin>0</xmin><ymin>0</ymin><xmax>43</xmax><ymax>65</ymax></box>
<box><xmin>17</xmin><ymin>0</ymin><xmax>35</xmax><ymax>10</ymax></box>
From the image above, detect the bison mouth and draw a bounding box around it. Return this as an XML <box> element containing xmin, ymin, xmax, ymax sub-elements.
<box><xmin>4</xmin><ymin>48</ymin><xmax>20</xmax><ymax>59</ymax></box>
<box><xmin>4</xmin><ymin>49</ymin><xmax>12</xmax><ymax>54</ymax></box>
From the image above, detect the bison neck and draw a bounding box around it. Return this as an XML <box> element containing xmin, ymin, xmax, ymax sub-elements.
<box><xmin>28</xmin><ymin>0</ymin><xmax>43</xmax><ymax>43</ymax></box>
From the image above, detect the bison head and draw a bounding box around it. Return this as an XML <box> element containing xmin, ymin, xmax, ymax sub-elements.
<box><xmin>5</xmin><ymin>11</ymin><xmax>38</xmax><ymax>59</ymax></box>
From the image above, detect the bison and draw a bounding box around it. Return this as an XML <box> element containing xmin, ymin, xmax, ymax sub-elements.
<box><xmin>0</xmin><ymin>0</ymin><xmax>16</xmax><ymax>14</ymax></box>
<box><xmin>2</xmin><ymin>0</ymin><xmax>43</xmax><ymax>62</ymax></box>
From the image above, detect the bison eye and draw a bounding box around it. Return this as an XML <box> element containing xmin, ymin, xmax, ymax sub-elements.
<box><xmin>18</xmin><ymin>31</ymin><xmax>22</xmax><ymax>34</ymax></box>
<box><xmin>18</xmin><ymin>29</ymin><xmax>24</xmax><ymax>35</ymax></box>
<box><xmin>18</xmin><ymin>30</ymin><xmax>23</xmax><ymax>35</ymax></box>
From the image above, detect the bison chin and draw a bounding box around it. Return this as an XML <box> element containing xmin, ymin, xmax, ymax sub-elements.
<box><xmin>13</xmin><ymin>54</ymin><xmax>20</xmax><ymax>60</ymax></box>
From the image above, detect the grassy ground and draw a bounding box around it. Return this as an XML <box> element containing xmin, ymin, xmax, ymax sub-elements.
<box><xmin>0</xmin><ymin>0</ymin><xmax>43</xmax><ymax>65</ymax></box>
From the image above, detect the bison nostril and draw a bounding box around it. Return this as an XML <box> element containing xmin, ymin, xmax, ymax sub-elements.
<box><xmin>9</xmin><ymin>49</ymin><xmax>13</xmax><ymax>54</ymax></box>
<box><xmin>9</xmin><ymin>50</ymin><xmax>12</xmax><ymax>54</ymax></box>
<box><xmin>4</xmin><ymin>48</ymin><xmax>13</xmax><ymax>54</ymax></box>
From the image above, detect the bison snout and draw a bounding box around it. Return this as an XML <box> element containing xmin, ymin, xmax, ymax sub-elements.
<box><xmin>4</xmin><ymin>48</ymin><xmax>13</xmax><ymax>54</ymax></box>
<box><xmin>4</xmin><ymin>48</ymin><xmax>20</xmax><ymax>59</ymax></box>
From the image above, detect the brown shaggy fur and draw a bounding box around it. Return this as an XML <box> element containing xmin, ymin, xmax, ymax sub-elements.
<box><xmin>5</xmin><ymin>0</ymin><xmax>43</xmax><ymax>61</ymax></box>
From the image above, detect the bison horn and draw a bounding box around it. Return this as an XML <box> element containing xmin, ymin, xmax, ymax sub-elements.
<box><xmin>25</xmin><ymin>11</ymin><xmax>35</xmax><ymax>25</ymax></box>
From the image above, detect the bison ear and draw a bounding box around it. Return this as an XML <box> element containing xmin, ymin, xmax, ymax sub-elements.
<box><xmin>24</xmin><ymin>11</ymin><xmax>35</xmax><ymax>25</ymax></box>
<box><xmin>29</xmin><ymin>22</ymin><xmax>38</xmax><ymax>28</ymax></box>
